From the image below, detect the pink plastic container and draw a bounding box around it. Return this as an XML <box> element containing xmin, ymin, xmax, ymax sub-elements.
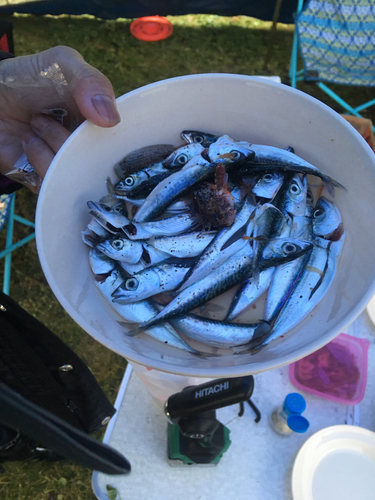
<box><xmin>289</xmin><ymin>333</ymin><xmax>370</xmax><ymax>405</ymax></box>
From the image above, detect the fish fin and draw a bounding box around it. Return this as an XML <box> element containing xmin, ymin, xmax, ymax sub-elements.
<box><xmin>122</xmin><ymin>324</ymin><xmax>147</xmax><ymax>337</ymax></box>
<box><xmin>234</xmin><ymin>321</ymin><xmax>272</xmax><ymax>354</ymax></box>
<box><xmin>117</xmin><ymin>320</ymin><xmax>137</xmax><ymax>328</ymax></box>
<box><xmin>105</xmin><ymin>176</ymin><xmax>116</xmax><ymax>194</ymax></box>
<box><xmin>323</xmin><ymin>177</ymin><xmax>347</xmax><ymax>197</ymax></box>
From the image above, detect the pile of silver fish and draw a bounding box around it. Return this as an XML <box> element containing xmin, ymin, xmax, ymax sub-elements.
<box><xmin>82</xmin><ymin>131</ymin><xmax>346</xmax><ymax>357</ymax></box>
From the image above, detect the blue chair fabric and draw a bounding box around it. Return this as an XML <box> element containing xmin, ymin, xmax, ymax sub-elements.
<box><xmin>290</xmin><ymin>0</ymin><xmax>375</xmax><ymax>129</ymax></box>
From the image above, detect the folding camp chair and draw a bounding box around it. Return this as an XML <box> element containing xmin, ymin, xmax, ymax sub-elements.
<box><xmin>0</xmin><ymin>193</ymin><xmax>35</xmax><ymax>294</ymax></box>
<box><xmin>289</xmin><ymin>0</ymin><xmax>375</xmax><ymax>131</ymax></box>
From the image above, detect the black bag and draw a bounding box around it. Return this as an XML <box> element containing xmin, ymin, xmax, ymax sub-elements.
<box><xmin>0</xmin><ymin>292</ymin><xmax>130</xmax><ymax>474</ymax></box>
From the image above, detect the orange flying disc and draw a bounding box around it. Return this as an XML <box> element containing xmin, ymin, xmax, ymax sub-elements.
<box><xmin>130</xmin><ymin>16</ymin><xmax>173</xmax><ymax>42</ymax></box>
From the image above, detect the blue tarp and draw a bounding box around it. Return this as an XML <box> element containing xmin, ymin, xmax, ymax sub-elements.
<box><xmin>0</xmin><ymin>0</ymin><xmax>297</xmax><ymax>24</ymax></box>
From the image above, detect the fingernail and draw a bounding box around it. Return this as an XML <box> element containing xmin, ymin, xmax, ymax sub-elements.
<box><xmin>22</xmin><ymin>130</ymin><xmax>38</xmax><ymax>145</ymax></box>
<box><xmin>92</xmin><ymin>95</ymin><xmax>121</xmax><ymax>125</ymax></box>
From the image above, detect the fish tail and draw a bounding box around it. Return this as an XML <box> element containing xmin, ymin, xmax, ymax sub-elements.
<box><xmin>323</xmin><ymin>176</ymin><xmax>347</xmax><ymax>197</ymax></box>
<box><xmin>233</xmin><ymin>320</ymin><xmax>272</xmax><ymax>354</ymax></box>
<box><xmin>122</xmin><ymin>324</ymin><xmax>148</xmax><ymax>337</ymax></box>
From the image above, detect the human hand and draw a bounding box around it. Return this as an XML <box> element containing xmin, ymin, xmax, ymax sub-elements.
<box><xmin>0</xmin><ymin>45</ymin><xmax>120</xmax><ymax>193</ymax></box>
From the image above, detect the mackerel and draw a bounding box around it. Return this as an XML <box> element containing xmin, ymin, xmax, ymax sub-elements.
<box><xmin>128</xmin><ymin>237</ymin><xmax>313</xmax><ymax>335</ymax></box>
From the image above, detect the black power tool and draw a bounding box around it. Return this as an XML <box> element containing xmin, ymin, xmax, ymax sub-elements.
<box><xmin>165</xmin><ymin>376</ymin><xmax>256</xmax><ymax>466</ymax></box>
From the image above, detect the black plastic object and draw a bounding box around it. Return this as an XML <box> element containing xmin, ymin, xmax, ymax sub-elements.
<box><xmin>165</xmin><ymin>375</ymin><xmax>254</xmax><ymax>425</ymax></box>
<box><xmin>166</xmin><ymin>376</ymin><xmax>254</xmax><ymax>465</ymax></box>
<box><xmin>0</xmin><ymin>383</ymin><xmax>131</xmax><ymax>475</ymax></box>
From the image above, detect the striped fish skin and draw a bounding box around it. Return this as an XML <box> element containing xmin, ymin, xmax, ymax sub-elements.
<box><xmin>132</xmin><ymin>237</ymin><xmax>313</xmax><ymax>333</ymax></box>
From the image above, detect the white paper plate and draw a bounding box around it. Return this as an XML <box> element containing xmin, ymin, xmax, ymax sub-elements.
<box><xmin>366</xmin><ymin>294</ymin><xmax>375</xmax><ymax>326</ymax></box>
<box><xmin>292</xmin><ymin>425</ymin><xmax>375</xmax><ymax>500</ymax></box>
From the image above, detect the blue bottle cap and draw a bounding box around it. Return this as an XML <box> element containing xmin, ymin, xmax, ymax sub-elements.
<box><xmin>287</xmin><ymin>415</ymin><xmax>310</xmax><ymax>433</ymax></box>
<box><xmin>283</xmin><ymin>393</ymin><xmax>306</xmax><ymax>416</ymax></box>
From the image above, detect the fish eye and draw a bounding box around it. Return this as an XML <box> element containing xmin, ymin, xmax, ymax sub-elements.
<box><xmin>289</xmin><ymin>183</ymin><xmax>301</xmax><ymax>195</ymax></box>
<box><xmin>230</xmin><ymin>150</ymin><xmax>243</xmax><ymax>160</ymax></box>
<box><xmin>125</xmin><ymin>278</ymin><xmax>138</xmax><ymax>291</ymax></box>
<box><xmin>262</xmin><ymin>173</ymin><xmax>274</xmax><ymax>182</ymax></box>
<box><xmin>313</xmin><ymin>208</ymin><xmax>324</xmax><ymax>218</ymax></box>
<box><xmin>102</xmin><ymin>205</ymin><xmax>111</xmax><ymax>212</ymax></box>
<box><xmin>282</xmin><ymin>242</ymin><xmax>297</xmax><ymax>254</ymax></box>
<box><xmin>307</xmin><ymin>189</ymin><xmax>313</xmax><ymax>201</ymax></box>
<box><xmin>194</xmin><ymin>135</ymin><xmax>204</xmax><ymax>144</ymax></box>
<box><xmin>124</xmin><ymin>176</ymin><xmax>135</xmax><ymax>187</ymax></box>
<box><xmin>177</xmin><ymin>154</ymin><xmax>188</xmax><ymax>165</ymax></box>
<box><xmin>111</xmin><ymin>239</ymin><xmax>124</xmax><ymax>250</ymax></box>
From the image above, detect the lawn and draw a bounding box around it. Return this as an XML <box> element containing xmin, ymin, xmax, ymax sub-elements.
<box><xmin>0</xmin><ymin>11</ymin><xmax>374</xmax><ymax>500</ymax></box>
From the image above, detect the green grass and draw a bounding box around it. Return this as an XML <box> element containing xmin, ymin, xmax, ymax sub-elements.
<box><xmin>0</xmin><ymin>12</ymin><xmax>374</xmax><ymax>500</ymax></box>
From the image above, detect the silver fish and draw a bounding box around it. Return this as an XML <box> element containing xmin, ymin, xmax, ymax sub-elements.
<box><xmin>312</xmin><ymin>196</ymin><xmax>344</xmax><ymax>240</ymax></box>
<box><xmin>251</xmin><ymin>173</ymin><xmax>307</xmax><ymax>284</ymax></box>
<box><xmin>114</xmin><ymin>144</ymin><xmax>177</xmax><ymax>178</ymax></box>
<box><xmin>148</xmin><ymin>231</ymin><xmax>217</xmax><ymax>259</ymax></box>
<box><xmin>89</xmin><ymin>248</ymin><xmax>116</xmax><ymax>275</ymax></box>
<box><xmin>252</xmin><ymin>171</ymin><xmax>286</xmax><ymax>200</ymax></box>
<box><xmin>139</xmin><ymin>243</ymin><xmax>171</xmax><ymax>267</ymax></box>
<box><xmin>134</xmin><ymin>148</ymin><xmax>254</xmax><ymax>222</ymax></box>
<box><xmin>112</xmin><ymin>261</ymin><xmax>193</xmax><ymax>303</ymax></box>
<box><xmin>261</xmin><ymin>198</ymin><xmax>345</xmax><ymax>345</ymax></box>
<box><xmin>111</xmin><ymin>195</ymin><xmax>190</xmax><ymax>215</ymax></box>
<box><xmin>88</xmin><ymin>200</ymin><xmax>129</xmax><ymax>229</ymax></box>
<box><xmin>225</xmin><ymin>267</ymin><xmax>275</xmax><ymax>321</ymax></box>
<box><xmin>176</xmin><ymin>198</ymin><xmax>256</xmax><ymax>291</ymax></box>
<box><xmin>96</xmin><ymin>237</ymin><xmax>144</xmax><ymax>263</ymax></box>
<box><xmin>123</xmin><ymin>213</ymin><xmax>198</xmax><ymax>240</ymax></box>
<box><xmin>264</xmin><ymin>194</ymin><xmax>314</xmax><ymax>323</ymax></box>
<box><xmin>264</xmin><ymin>232</ymin><xmax>345</xmax><ymax>344</ymax></box>
<box><xmin>129</xmin><ymin>237</ymin><xmax>313</xmax><ymax>334</ymax></box>
<box><xmin>94</xmin><ymin>269</ymin><xmax>200</xmax><ymax>354</ymax></box>
<box><xmin>207</xmin><ymin>135</ymin><xmax>253</xmax><ymax>163</ymax></box>
<box><xmin>170</xmin><ymin>314</ymin><xmax>269</xmax><ymax>348</ymax></box>
<box><xmin>114</xmin><ymin>163</ymin><xmax>170</xmax><ymax>194</ymax></box>
<box><xmin>181</xmin><ymin>130</ymin><xmax>219</xmax><ymax>147</ymax></box>
<box><xmin>82</xmin><ymin>219</ymin><xmax>112</xmax><ymax>247</ymax></box>
<box><xmin>117</xmin><ymin>261</ymin><xmax>146</xmax><ymax>275</ymax></box>
<box><xmin>236</xmin><ymin>144</ymin><xmax>346</xmax><ymax>197</ymax></box>
<box><xmin>162</xmin><ymin>143</ymin><xmax>205</xmax><ymax>169</ymax></box>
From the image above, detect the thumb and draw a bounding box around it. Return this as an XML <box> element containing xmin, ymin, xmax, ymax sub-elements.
<box><xmin>39</xmin><ymin>46</ymin><xmax>121</xmax><ymax>128</ymax></box>
<box><xmin>71</xmin><ymin>65</ymin><xmax>121</xmax><ymax>127</ymax></box>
